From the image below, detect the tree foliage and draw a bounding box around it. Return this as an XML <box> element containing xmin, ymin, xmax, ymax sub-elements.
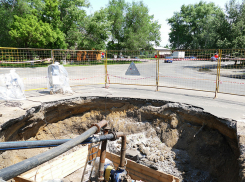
<box><xmin>222</xmin><ymin>0</ymin><xmax>245</xmax><ymax>48</ymax></box>
<box><xmin>0</xmin><ymin>0</ymin><xmax>33</xmax><ymax>47</ymax></box>
<box><xmin>9</xmin><ymin>14</ymin><xmax>65</xmax><ymax>48</ymax></box>
<box><xmin>79</xmin><ymin>8</ymin><xmax>111</xmax><ymax>50</ymax></box>
<box><xmin>107</xmin><ymin>0</ymin><xmax>161</xmax><ymax>50</ymax></box>
<box><xmin>0</xmin><ymin>0</ymin><xmax>161</xmax><ymax>50</ymax></box>
<box><xmin>3</xmin><ymin>0</ymin><xmax>245</xmax><ymax>50</ymax></box>
<box><xmin>167</xmin><ymin>1</ymin><xmax>226</xmax><ymax>49</ymax></box>
<box><xmin>107</xmin><ymin>0</ymin><xmax>126</xmax><ymax>50</ymax></box>
<box><xmin>168</xmin><ymin>0</ymin><xmax>245</xmax><ymax>49</ymax></box>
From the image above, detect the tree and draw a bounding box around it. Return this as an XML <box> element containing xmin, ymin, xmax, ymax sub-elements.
<box><xmin>0</xmin><ymin>0</ymin><xmax>34</xmax><ymax>47</ymax></box>
<box><xmin>223</xmin><ymin>0</ymin><xmax>245</xmax><ymax>48</ymax></box>
<box><xmin>1</xmin><ymin>0</ymin><xmax>161</xmax><ymax>50</ymax></box>
<box><xmin>124</xmin><ymin>1</ymin><xmax>161</xmax><ymax>50</ymax></box>
<box><xmin>1</xmin><ymin>0</ymin><xmax>67</xmax><ymax>48</ymax></box>
<box><xmin>2</xmin><ymin>0</ymin><xmax>91</xmax><ymax>48</ymax></box>
<box><xmin>59</xmin><ymin>0</ymin><xmax>89</xmax><ymax>48</ymax></box>
<box><xmin>0</xmin><ymin>4</ymin><xmax>13</xmax><ymax>47</ymax></box>
<box><xmin>167</xmin><ymin>1</ymin><xmax>226</xmax><ymax>49</ymax></box>
<box><xmin>78</xmin><ymin>8</ymin><xmax>111</xmax><ymax>50</ymax></box>
<box><xmin>107</xmin><ymin>0</ymin><xmax>127</xmax><ymax>50</ymax></box>
<box><xmin>9</xmin><ymin>14</ymin><xmax>66</xmax><ymax>48</ymax></box>
<box><xmin>107</xmin><ymin>0</ymin><xmax>161</xmax><ymax>50</ymax></box>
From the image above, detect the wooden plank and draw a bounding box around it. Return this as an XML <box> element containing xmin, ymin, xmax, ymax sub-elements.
<box><xmin>17</xmin><ymin>146</ymin><xmax>88</xmax><ymax>182</ymax></box>
<box><xmin>14</xmin><ymin>177</ymin><xmax>33</xmax><ymax>182</ymax></box>
<box><xmin>25</xmin><ymin>154</ymin><xmax>87</xmax><ymax>180</ymax></box>
<box><xmin>28</xmin><ymin>158</ymin><xmax>87</xmax><ymax>182</ymax></box>
<box><xmin>25</xmin><ymin>160</ymin><xmax>86</xmax><ymax>181</ymax></box>
<box><xmin>127</xmin><ymin>167</ymin><xmax>161</xmax><ymax>182</ymax></box>
<box><xmin>99</xmin><ymin>150</ymin><xmax>179</xmax><ymax>182</ymax></box>
<box><xmin>21</xmin><ymin>149</ymin><xmax>86</xmax><ymax>179</ymax></box>
<box><xmin>105</xmin><ymin>153</ymin><xmax>120</xmax><ymax>164</ymax></box>
<box><xmin>21</xmin><ymin>146</ymin><xmax>87</xmax><ymax>178</ymax></box>
<box><xmin>126</xmin><ymin>160</ymin><xmax>173</xmax><ymax>181</ymax></box>
<box><xmin>104</xmin><ymin>154</ymin><xmax>160</xmax><ymax>182</ymax></box>
<box><xmin>22</xmin><ymin>154</ymin><xmax>86</xmax><ymax>179</ymax></box>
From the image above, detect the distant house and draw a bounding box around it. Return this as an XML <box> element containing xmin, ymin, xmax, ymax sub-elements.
<box><xmin>153</xmin><ymin>46</ymin><xmax>172</xmax><ymax>58</ymax></box>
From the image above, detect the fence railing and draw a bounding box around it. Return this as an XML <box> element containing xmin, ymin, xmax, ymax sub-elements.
<box><xmin>1</xmin><ymin>47</ymin><xmax>245</xmax><ymax>97</ymax></box>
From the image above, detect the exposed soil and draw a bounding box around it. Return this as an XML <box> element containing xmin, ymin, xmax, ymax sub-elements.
<box><xmin>0</xmin><ymin>97</ymin><xmax>241</xmax><ymax>182</ymax></box>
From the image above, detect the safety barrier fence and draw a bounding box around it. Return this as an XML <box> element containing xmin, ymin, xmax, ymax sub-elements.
<box><xmin>105</xmin><ymin>50</ymin><xmax>158</xmax><ymax>87</ymax></box>
<box><xmin>217</xmin><ymin>49</ymin><xmax>245</xmax><ymax>96</ymax></box>
<box><xmin>0</xmin><ymin>47</ymin><xmax>245</xmax><ymax>97</ymax></box>
<box><xmin>158</xmin><ymin>49</ymin><xmax>220</xmax><ymax>93</ymax></box>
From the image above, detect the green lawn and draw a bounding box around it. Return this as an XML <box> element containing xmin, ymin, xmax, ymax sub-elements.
<box><xmin>0</xmin><ymin>60</ymin><xmax>143</xmax><ymax>68</ymax></box>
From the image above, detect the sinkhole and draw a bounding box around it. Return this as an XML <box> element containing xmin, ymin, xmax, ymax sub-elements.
<box><xmin>0</xmin><ymin>97</ymin><xmax>241</xmax><ymax>182</ymax></box>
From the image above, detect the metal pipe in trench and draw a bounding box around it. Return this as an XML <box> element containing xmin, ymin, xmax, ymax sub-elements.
<box><xmin>0</xmin><ymin>134</ymin><xmax>115</xmax><ymax>151</ymax></box>
<box><xmin>0</xmin><ymin>120</ymin><xmax>108</xmax><ymax>181</ymax></box>
<box><xmin>97</xmin><ymin>131</ymin><xmax>127</xmax><ymax>181</ymax></box>
<box><xmin>116</xmin><ymin>132</ymin><xmax>127</xmax><ymax>168</ymax></box>
<box><xmin>98</xmin><ymin>127</ymin><xmax>109</xmax><ymax>182</ymax></box>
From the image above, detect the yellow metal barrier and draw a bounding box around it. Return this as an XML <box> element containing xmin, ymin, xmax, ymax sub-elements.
<box><xmin>52</xmin><ymin>49</ymin><xmax>104</xmax><ymax>87</ymax></box>
<box><xmin>158</xmin><ymin>49</ymin><xmax>220</xmax><ymax>95</ymax></box>
<box><xmin>0</xmin><ymin>47</ymin><xmax>244</xmax><ymax>97</ymax></box>
<box><xmin>156</xmin><ymin>50</ymin><xmax>160</xmax><ymax>91</ymax></box>
<box><xmin>215</xmin><ymin>49</ymin><xmax>245</xmax><ymax>96</ymax></box>
<box><xmin>105</xmin><ymin>50</ymin><xmax>158</xmax><ymax>88</ymax></box>
<box><xmin>0</xmin><ymin>48</ymin><xmax>53</xmax><ymax>91</ymax></box>
<box><xmin>105</xmin><ymin>50</ymin><xmax>108</xmax><ymax>88</ymax></box>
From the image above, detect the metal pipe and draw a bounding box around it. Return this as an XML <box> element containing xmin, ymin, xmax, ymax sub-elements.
<box><xmin>116</xmin><ymin>132</ymin><xmax>127</xmax><ymax>168</ymax></box>
<box><xmin>98</xmin><ymin>128</ymin><xmax>109</xmax><ymax>182</ymax></box>
<box><xmin>0</xmin><ymin>134</ymin><xmax>115</xmax><ymax>151</ymax></box>
<box><xmin>0</xmin><ymin>120</ymin><xmax>108</xmax><ymax>181</ymax></box>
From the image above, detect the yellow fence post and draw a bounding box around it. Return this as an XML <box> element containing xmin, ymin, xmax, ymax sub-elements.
<box><xmin>156</xmin><ymin>50</ymin><xmax>159</xmax><ymax>91</ymax></box>
<box><xmin>51</xmin><ymin>50</ymin><xmax>54</xmax><ymax>64</ymax></box>
<box><xmin>217</xmin><ymin>49</ymin><xmax>222</xmax><ymax>92</ymax></box>
<box><xmin>105</xmin><ymin>50</ymin><xmax>108</xmax><ymax>88</ymax></box>
<box><xmin>1</xmin><ymin>48</ymin><xmax>3</xmax><ymax>67</ymax></box>
<box><xmin>214</xmin><ymin>49</ymin><xmax>222</xmax><ymax>99</ymax></box>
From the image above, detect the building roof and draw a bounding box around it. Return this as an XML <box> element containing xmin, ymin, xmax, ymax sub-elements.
<box><xmin>153</xmin><ymin>46</ymin><xmax>171</xmax><ymax>51</ymax></box>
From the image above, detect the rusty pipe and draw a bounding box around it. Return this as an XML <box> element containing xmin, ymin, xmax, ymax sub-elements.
<box><xmin>98</xmin><ymin>128</ymin><xmax>110</xmax><ymax>182</ymax></box>
<box><xmin>91</xmin><ymin>120</ymin><xmax>108</xmax><ymax>134</ymax></box>
<box><xmin>116</xmin><ymin>132</ymin><xmax>127</xmax><ymax>168</ymax></box>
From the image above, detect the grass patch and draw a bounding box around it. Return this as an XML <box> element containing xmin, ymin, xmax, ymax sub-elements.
<box><xmin>0</xmin><ymin>60</ymin><xmax>142</xmax><ymax>68</ymax></box>
<box><xmin>0</xmin><ymin>62</ymin><xmax>51</xmax><ymax>68</ymax></box>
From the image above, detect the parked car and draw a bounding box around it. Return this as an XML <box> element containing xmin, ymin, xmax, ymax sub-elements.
<box><xmin>164</xmin><ymin>56</ymin><xmax>173</xmax><ymax>63</ymax></box>
<box><xmin>164</xmin><ymin>59</ymin><xmax>173</xmax><ymax>63</ymax></box>
<box><xmin>211</xmin><ymin>56</ymin><xmax>218</xmax><ymax>61</ymax></box>
<box><xmin>185</xmin><ymin>56</ymin><xmax>197</xmax><ymax>59</ymax></box>
<box><xmin>211</xmin><ymin>54</ymin><xmax>218</xmax><ymax>61</ymax></box>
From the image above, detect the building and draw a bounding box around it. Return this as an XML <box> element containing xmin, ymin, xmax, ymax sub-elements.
<box><xmin>153</xmin><ymin>46</ymin><xmax>172</xmax><ymax>58</ymax></box>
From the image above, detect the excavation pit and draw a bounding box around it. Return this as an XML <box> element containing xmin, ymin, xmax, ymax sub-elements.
<box><xmin>0</xmin><ymin>97</ymin><xmax>241</xmax><ymax>182</ymax></box>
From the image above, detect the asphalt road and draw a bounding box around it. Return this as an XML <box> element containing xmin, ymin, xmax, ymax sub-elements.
<box><xmin>0</xmin><ymin>60</ymin><xmax>244</xmax><ymax>95</ymax></box>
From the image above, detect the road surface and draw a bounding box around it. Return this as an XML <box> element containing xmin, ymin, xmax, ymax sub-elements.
<box><xmin>0</xmin><ymin>60</ymin><xmax>244</xmax><ymax>95</ymax></box>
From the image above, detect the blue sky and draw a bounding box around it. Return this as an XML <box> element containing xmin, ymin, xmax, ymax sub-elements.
<box><xmin>86</xmin><ymin>0</ymin><xmax>235</xmax><ymax>47</ymax></box>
